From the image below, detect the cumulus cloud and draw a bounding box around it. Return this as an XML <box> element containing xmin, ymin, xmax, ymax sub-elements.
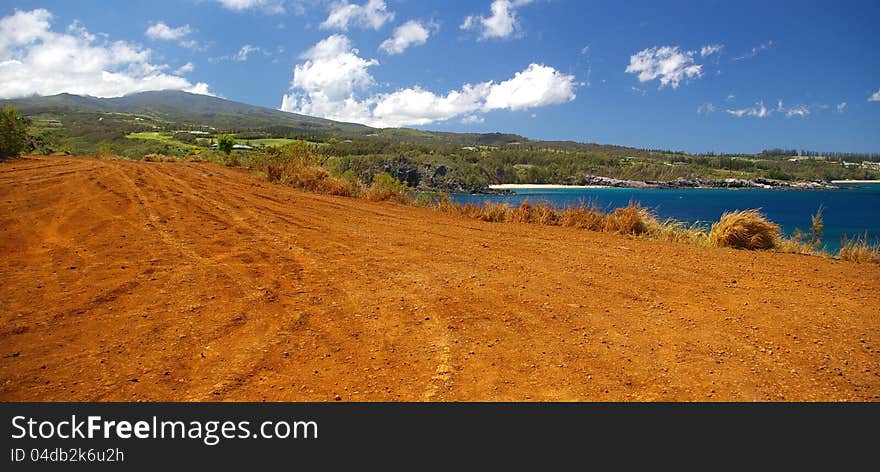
<box><xmin>625</xmin><ymin>46</ymin><xmax>702</xmax><ymax>89</ymax></box>
<box><xmin>280</xmin><ymin>35</ymin><xmax>577</xmax><ymax>127</ymax></box>
<box><xmin>145</xmin><ymin>21</ymin><xmax>192</xmax><ymax>40</ymax></box>
<box><xmin>461</xmin><ymin>0</ymin><xmax>534</xmax><ymax>40</ymax></box>
<box><xmin>379</xmin><ymin>20</ymin><xmax>434</xmax><ymax>55</ymax></box>
<box><xmin>700</xmin><ymin>44</ymin><xmax>723</xmax><ymax>57</ymax></box>
<box><xmin>836</xmin><ymin>102</ymin><xmax>847</xmax><ymax>113</ymax></box>
<box><xmin>869</xmin><ymin>89</ymin><xmax>880</xmax><ymax>102</ymax></box>
<box><xmin>0</xmin><ymin>9</ymin><xmax>210</xmax><ymax>99</ymax></box>
<box><xmin>484</xmin><ymin>64</ymin><xmax>577</xmax><ymax>111</ymax></box>
<box><xmin>321</xmin><ymin>0</ymin><xmax>394</xmax><ymax>31</ymax></box>
<box><xmin>209</xmin><ymin>0</ymin><xmax>285</xmax><ymax>13</ymax></box>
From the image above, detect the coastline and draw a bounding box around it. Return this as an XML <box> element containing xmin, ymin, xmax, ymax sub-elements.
<box><xmin>489</xmin><ymin>184</ymin><xmax>608</xmax><ymax>190</ymax></box>
<box><xmin>488</xmin><ymin>177</ymin><xmax>836</xmax><ymax>191</ymax></box>
<box><xmin>831</xmin><ymin>180</ymin><xmax>880</xmax><ymax>184</ymax></box>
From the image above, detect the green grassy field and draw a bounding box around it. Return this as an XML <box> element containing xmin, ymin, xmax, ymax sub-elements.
<box><xmin>240</xmin><ymin>138</ymin><xmax>300</xmax><ymax>147</ymax></box>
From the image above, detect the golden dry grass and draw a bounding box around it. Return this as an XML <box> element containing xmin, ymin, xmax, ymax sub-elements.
<box><xmin>602</xmin><ymin>204</ymin><xmax>651</xmax><ymax>235</ymax></box>
<box><xmin>271</xmin><ymin>162</ymin><xmax>357</xmax><ymax>197</ymax></box>
<box><xmin>708</xmin><ymin>210</ymin><xmax>780</xmax><ymax>250</ymax></box>
<box><xmin>838</xmin><ymin>235</ymin><xmax>880</xmax><ymax>264</ymax></box>
<box><xmin>559</xmin><ymin>204</ymin><xmax>606</xmax><ymax>231</ymax></box>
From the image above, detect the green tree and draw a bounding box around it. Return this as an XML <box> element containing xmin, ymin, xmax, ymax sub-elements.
<box><xmin>1</xmin><ymin>106</ymin><xmax>30</xmax><ymax>159</ymax></box>
<box><xmin>217</xmin><ymin>134</ymin><xmax>235</xmax><ymax>155</ymax></box>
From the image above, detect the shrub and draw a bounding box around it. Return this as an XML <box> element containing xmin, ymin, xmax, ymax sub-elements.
<box><xmin>366</xmin><ymin>173</ymin><xmax>408</xmax><ymax>203</ymax></box>
<box><xmin>603</xmin><ymin>204</ymin><xmax>651</xmax><ymax>235</ymax></box>
<box><xmin>1</xmin><ymin>106</ymin><xmax>30</xmax><ymax>159</ymax></box>
<box><xmin>217</xmin><ymin>135</ymin><xmax>235</xmax><ymax>155</ymax></box>
<box><xmin>95</xmin><ymin>141</ymin><xmax>115</xmax><ymax>158</ymax></box>
<box><xmin>838</xmin><ymin>235</ymin><xmax>880</xmax><ymax>264</ymax></box>
<box><xmin>708</xmin><ymin>210</ymin><xmax>780</xmax><ymax>250</ymax></box>
<box><xmin>284</xmin><ymin>164</ymin><xmax>353</xmax><ymax>196</ymax></box>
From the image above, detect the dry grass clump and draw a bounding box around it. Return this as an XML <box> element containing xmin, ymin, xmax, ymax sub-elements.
<box><xmin>282</xmin><ymin>164</ymin><xmax>356</xmax><ymax>196</ymax></box>
<box><xmin>838</xmin><ymin>235</ymin><xmax>880</xmax><ymax>264</ymax></box>
<box><xmin>507</xmin><ymin>200</ymin><xmax>560</xmax><ymax>225</ymax></box>
<box><xmin>775</xmin><ymin>238</ymin><xmax>822</xmax><ymax>256</ymax></box>
<box><xmin>648</xmin><ymin>219</ymin><xmax>709</xmax><ymax>246</ymax></box>
<box><xmin>507</xmin><ymin>200</ymin><xmax>535</xmax><ymax>223</ymax></box>
<box><xmin>142</xmin><ymin>153</ymin><xmax>177</xmax><ymax>162</ymax></box>
<box><xmin>366</xmin><ymin>173</ymin><xmax>408</xmax><ymax>203</ymax></box>
<box><xmin>559</xmin><ymin>204</ymin><xmax>607</xmax><ymax>231</ymax></box>
<box><xmin>708</xmin><ymin>209</ymin><xmax>780</xmax><ymax>250</ymax></box>
<box><xmin>478</xmin><ymin>202</ymin><xmax>509</xmax><ymax>222</ymax></box>
<box><xmin>602</xmin><ymin>204</ymin><xmax>651</xmax><ymax>235</ymax></box>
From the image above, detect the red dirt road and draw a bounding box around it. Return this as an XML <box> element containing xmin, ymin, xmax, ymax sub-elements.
<box><xmin>1</xmin><ymin>156</ymin><xmax>878</xmax><ymax>401</ymax></box>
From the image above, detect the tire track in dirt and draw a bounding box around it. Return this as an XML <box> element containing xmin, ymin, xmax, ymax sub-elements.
<box><xmin>1</xmin><ymin>157</ymin><xmax>879</xmax><ymax>401</ymax></box>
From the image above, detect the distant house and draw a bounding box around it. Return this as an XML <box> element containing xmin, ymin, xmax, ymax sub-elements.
<box><xmin>210</xmin><ymin>143</ymin><xmax>254</xmax><ymax>151</ymax></box>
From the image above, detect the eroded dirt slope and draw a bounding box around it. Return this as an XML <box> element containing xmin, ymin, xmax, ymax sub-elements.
<box><xmin>1</xmin><ymin>156</ymin><xmax>878</xmax><ymax>401</ymax></box>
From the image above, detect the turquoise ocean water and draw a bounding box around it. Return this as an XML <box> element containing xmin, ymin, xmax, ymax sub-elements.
<box><xmin>452</xmin><ymin>183</ymin><xmax>880</xmax><ymax>253</ymax></box>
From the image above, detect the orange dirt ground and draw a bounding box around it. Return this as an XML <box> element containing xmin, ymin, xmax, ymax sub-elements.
<box><xmin>1</xmin><ymin>156</ymin><xmax>878</xmax><ymax>401</ymax></box>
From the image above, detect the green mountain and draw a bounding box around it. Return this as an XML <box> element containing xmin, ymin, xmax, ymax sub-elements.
<box><xmin>1</xmin><ymin>90</ymin><xmax>368</xmax><ymax>136</ymax></box>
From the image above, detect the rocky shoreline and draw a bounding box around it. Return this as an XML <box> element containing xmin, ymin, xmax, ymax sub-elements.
<box><xmin>571</xmin><ymin>175</ymin><xmax>836</xmax><ymax>190</ymax></box>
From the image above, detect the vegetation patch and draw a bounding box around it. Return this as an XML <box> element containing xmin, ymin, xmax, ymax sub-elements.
<box><xmin>708</xmin><ymin>210</ymin><xmax>780</xmax><ymax>250</ymax></box>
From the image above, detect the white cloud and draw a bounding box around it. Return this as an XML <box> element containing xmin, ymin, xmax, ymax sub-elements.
<box><xmin>869</xmin><ymin>89</ymin><xmax>880</xmax><ymax>102</ymax></box>
<box><xmin>321</xmin><ymin>0</ymin><xmax>394</xmax><ymax>31</ymax></box>
<box><xmin>725</xmin><ymin>93</ymin><xmax>736</xmax><ymax>102</ymax></box>
<box><xmin>733</xmin><ymin>40</ymin><xmax>774</xmax><ymax>61</ymax></box>
<box><xmin>725</xmin><ymin>100</ymin><xmax>811</xmax><ymax>118</ymax></box>
<box><xmin>234</xmin><ymin>44</ymin><xmax>263</xmax><ymax>61</ymax></box>
<box><xmin>0</xmin><ymin>9</ymin><xmax>210</xmax><ymax>99</ymax></box>
<box><xmin>785</xmin><ymin>105</ymin><xmax>810</xmax><ymax>117</ymax></box>
<box><xmin>484</xmin><ymin>63</ymin><xmax>576</xmax><ymax>111</ymax></box>
<box><xmin>280</xmin><ymin>35</ymin><xmax>577</xmax><ymax>127</ymax></box>
<box><xmin>175</xmin><ymin>62</ymin><xmax>194</xmax><ymax>74</ymax></box>
<box><xmin>461</xmin><ymin>114</ymin><xmax>485</xmax><ymax>124</ymax></box>
<box><xmin>210</xmin><ymin>0</ymin><xmax>285</xmax><ymax>13</ymax></box>
<box><xmin>145</xmin><ymin>21</ymin><xmax>192</xmax><ymax>40</ymax></box>
<box><xmin>461</xmin><ymin>0</ymin><xmax>534</xmax><ymax>40</ymax></box>
<box><xmin>625</xmin><ymin>46</ymin><xmax>702</xmax><ymax>89</ymax></box>
<box><xmin>726</xmin><ymin>101</ymin><xmax>768</xmax><ymax>118</ymax></box>
<box><xmin>837</xmin><ymin>102</ymin><xmax>847</xmax><ymax>113</ymax></box>
<box><xmin>379</xmin><ymin>20</ymin><xmax>434</xmax><ymax>55</ymax></box>
<box><xmin>697</xmin><ymin>103</ymin><xmax>716</xmax><ymax>114</ymax></box>
<box><xmin>700</xmin><ymin>44</ymin><xmax>723</xmax><ymax>57</ymax></box>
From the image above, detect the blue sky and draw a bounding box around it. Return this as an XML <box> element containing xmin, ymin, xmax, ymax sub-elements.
<box><xmin>1</xmin><ymin>0</ymin><xmax>878</xmax><ymax>153</ymax></box>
